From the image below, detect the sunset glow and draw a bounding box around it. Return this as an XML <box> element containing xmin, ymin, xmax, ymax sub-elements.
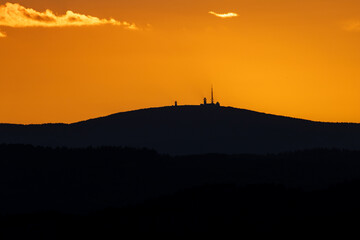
<box><xmin>0</xmin><ymin>2</ymin><xmax>137</xmax><ymax>35</ymax></box>
<box><xmin>1</xmin><ymin>0</ymin><xmax>360</xmax><ymax>124</ymax></box>
<box><xmin>208</xmin><ymin>11</ymin><xmax>238</xmax><ymax>18</ymax></box>
<box><xmin>344</xmin><ymin>20</ymin><xmax>360</xmax><ymax>32</ymax></box>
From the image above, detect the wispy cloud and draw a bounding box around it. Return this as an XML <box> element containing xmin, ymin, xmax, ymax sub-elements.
<box><xmin>343</xmin><ymin>21</ymin><xmax>360</xmax><ymax>32</ymax></box>
<box><xmin>209</xmin><ymin>11</ymin><xmax>238</xmax><ymax>19</ymax></box>
<box><xmin>0</xmin><ymin>2</ymin><xmax>138</xmax><ymax>37</ymax></box>
<box><xmin>0</xmin><ymin>31</ymin><xmax>6</xmax><ymax>37</ymax></box>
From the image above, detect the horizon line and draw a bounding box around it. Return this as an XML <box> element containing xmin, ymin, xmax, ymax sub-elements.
<box><xmin>0</xmin><ymin>104</ymin><xmax>358</xmax><ymax>126</ymax></box>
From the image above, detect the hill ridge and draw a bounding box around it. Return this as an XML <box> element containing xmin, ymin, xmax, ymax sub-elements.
<box><xmin>0</xmin><ymin>105</ymin><xmax>359</xmax><ymax>155</ymax></box>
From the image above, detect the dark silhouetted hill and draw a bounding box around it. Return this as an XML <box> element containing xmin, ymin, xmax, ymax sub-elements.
<box><xmin>1</xmin><ymin>145</ymin><xmax>360</xmax><ymax>215</ymax></box>
<box><xmin>1</xmin><ymin>145</ymin><xmax>360</xmax><ymax>238</ymax></box>
<box><xmin>0</xmin><ymin>106</ymin><xmax>360</xmax><ymax>155</ymax></box>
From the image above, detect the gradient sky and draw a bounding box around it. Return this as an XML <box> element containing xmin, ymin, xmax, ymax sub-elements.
<box><xmin>1</xmin><ymin>0</ymin><xmax>360</xmax><ymax>124</ymax></box>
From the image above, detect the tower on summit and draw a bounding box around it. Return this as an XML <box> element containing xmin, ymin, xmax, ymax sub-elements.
<box><xmin>211</xmin><ymin>85</ymin><xmax>214</xmax><ymax>104</ymax></box>
<box><xmin>201</xmin><ymin>86</ymin><xmax>220</xmax><ymax>107</ymax></box>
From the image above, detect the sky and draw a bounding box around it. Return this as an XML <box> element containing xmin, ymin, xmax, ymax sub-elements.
<box><xmin>1</xmin><ymin>0</ymin><xmax>360</xmax><ymax>124</ymax></box>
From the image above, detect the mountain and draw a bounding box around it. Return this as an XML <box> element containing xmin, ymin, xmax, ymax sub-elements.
<box><xmin>1</xmin><ymin>105</ymin><xmax>360</xmax><ymax>155</ymax></box>
<box><xmin>2</xmin><ymin>145</ymin><xmax>360</xmax><ymax>236</ymax></box>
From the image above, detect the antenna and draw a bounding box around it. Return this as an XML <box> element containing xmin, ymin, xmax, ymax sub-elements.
<box><xmin>211</xmin><ymin>85</ymin><xmax>214</xmax><ymax>104</ymax></box>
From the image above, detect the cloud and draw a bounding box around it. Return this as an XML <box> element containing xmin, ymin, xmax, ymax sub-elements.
<box><xmin>0</xmin><ymin>2</ymin><xmax>138</xmax><ymax>37</ymax></box>
<box><xmin>209</xmin><ymin>11</ymin><xmax>238</xmax><ymax>19</ymax></box>
<box><xmin>0</xmin><ymin>31</ymin><xmax>6</xmax><ymax>37</ymax></box>
<box><xmin>343</xmin><ymin>21</ymin><xmax>360</xmax><ymax>32</ymax></box>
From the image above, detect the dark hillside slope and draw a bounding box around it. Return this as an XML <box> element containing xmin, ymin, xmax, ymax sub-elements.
<box><xmin>0</xmin><ymin>106</ymin><xmax>359</xmax><ymax>154</ymax></box>
<box><xmin>1</xmin><ymin>145</ymin><xmax>360</xmax><ymax>215</ymax></box>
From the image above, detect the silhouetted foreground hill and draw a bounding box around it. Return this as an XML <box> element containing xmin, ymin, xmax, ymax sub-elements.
<box><xmin>1</xmin><ymin>106</ymin><xmax>360</xmax><ymax>155</ymax></box>
<box><xmin>2</xmin><ymin>145</ymin><xmax>360</xmax><ymax>238</ymax></box>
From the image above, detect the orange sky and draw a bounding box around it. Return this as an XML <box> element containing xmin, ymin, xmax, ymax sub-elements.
<box><xmin>1</xmin><ymin>0</ymin><xmax>360</xmax><ymax>124</ymax></box>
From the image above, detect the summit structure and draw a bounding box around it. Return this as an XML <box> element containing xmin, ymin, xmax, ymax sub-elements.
<box><xmin>211</xmin><ymin>86</ymin><xmax>214</xmax><ymax>104</ymax></box>
<box><xmin>173</xmin><ymin>86</ymin><xmax>220</xmax><ymax>107</ymax></box>
<box><xmin>202</xmin><ymin>86</ymin><xmax>220</xmax><ymax>106</ymax></box>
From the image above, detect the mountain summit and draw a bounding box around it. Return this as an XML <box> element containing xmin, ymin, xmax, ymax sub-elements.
<box><xmin>1</xmin><ymin>105</ymin><xmax>360</xmax><ymax>155</ymax></box>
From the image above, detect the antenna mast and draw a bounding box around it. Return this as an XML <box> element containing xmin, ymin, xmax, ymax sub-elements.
<box><xmin>211</xmin><ymin>85</ymin><xmax>214</xmax><ymax>104</ymax></box>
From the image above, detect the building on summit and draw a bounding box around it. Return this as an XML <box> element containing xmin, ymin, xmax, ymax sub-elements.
<box><xmin>173</xmin><ymin>86</ymin><xmax>220</xmax><ymax>107</ymax></box>
<box><xmin>201</xmin><ymin>86</ymin><xmax>220</xmax><ymax>106</ymax></box>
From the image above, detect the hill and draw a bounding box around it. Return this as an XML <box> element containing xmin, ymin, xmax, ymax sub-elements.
<box><xmin>1</xmin><ymin>105</ymin><xmax>360</xmax><ymax>154</ymax></box>
<box><xmin>2</xmin><ymin>145</ymin><xmax>360</xmax><ymax>237</ymax></box>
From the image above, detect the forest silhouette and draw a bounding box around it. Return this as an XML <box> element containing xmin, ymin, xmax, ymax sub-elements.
<box><xmin>1</xmin><ymin>144</ymin><xmax>360</xmax><ymax>238</ymax></box>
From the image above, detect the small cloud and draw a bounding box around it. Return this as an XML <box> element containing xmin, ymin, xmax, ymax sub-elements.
<box><xmin>343</xmin><ymin>21</ymin><xmax>360</xmax><ymax>32</ymax></box>
<box><xmin>0</xmin><ymin>31</ymin><xmax>6</xmax><ymax>37</ymax></box>
<box><xmin>209</xmin><ymin>11</ymin><xmax>238</xmax><ymax>19</ymax></box>
<box><xmin>0</xmin><ymin>2</ymin><xmax>138</xmax><ymax>37</ymax></box>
